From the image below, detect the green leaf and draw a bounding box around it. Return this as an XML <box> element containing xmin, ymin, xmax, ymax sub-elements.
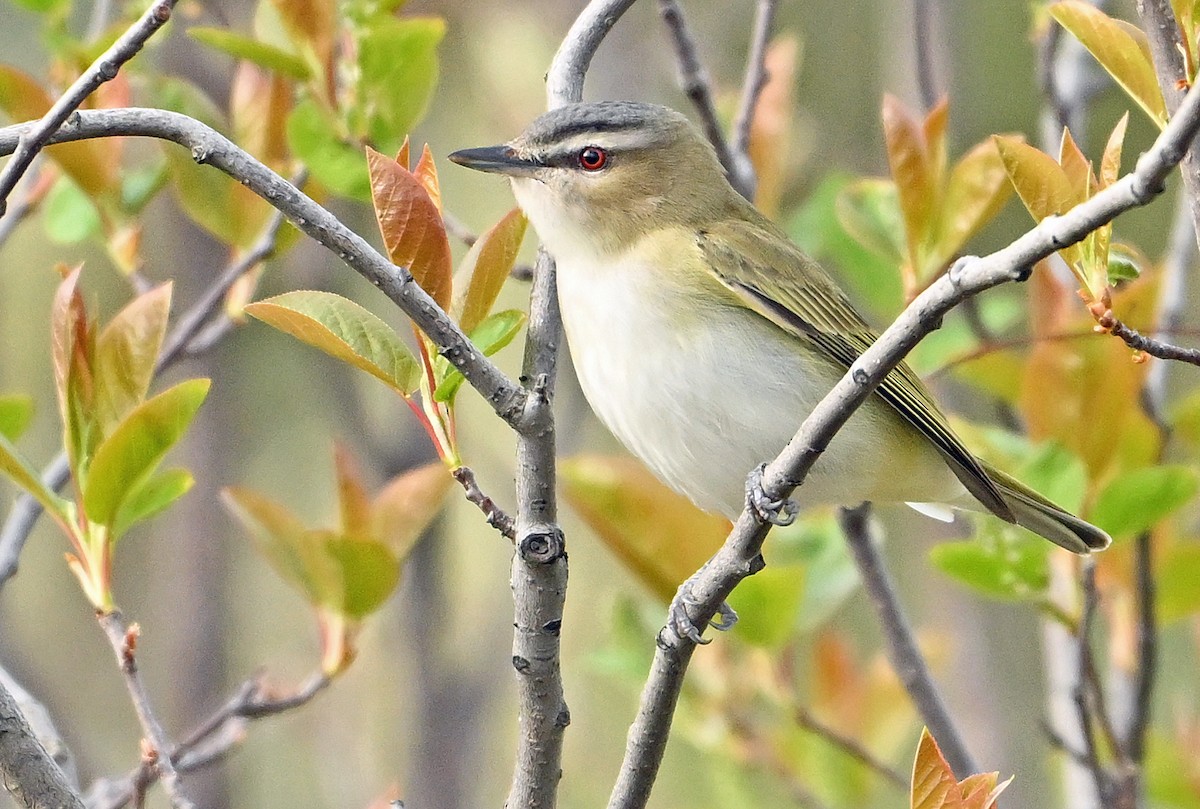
<box><xmin>188</xmin><ymin>27</ymin><xmax>312</xmax><ymax>79</ymax></box>
<box><xmin>93</xmin><ymin>284</ymin><xmax>172</xmax><ymax>436</ymax></box>
<box><xmin>320</xmin><ymin>534</ymin><xmax>403</xmax><ymax>618</ymax></box>
<box><xmin>1090</xmin><ymin>465</ymin><xmax>1200</xmax><ymax>539</ymax></box>
<box><xmin>930</xmin><ymin>523</ymin><xmax>1049</xmax><ymax>601</ymax></box>
<box><xmin>1016</xmin><ymin>442</ymin><xmax>1089</xmax><ymax>515</ymax></box>
<box><xmin>1107</xmin><ymin>248</ymin><xmax>1141</xmax><ymax>283</ymax></box>
<box><xmin>354</xmin><ymin>16</ymin><xmax>444</xmax><ymax>152</ymax></box>
<box><xmin>931</xmin><ymin>138</ymin><xmax>1013</xmax><ymax>272</ymax></box>
<box><xmin>834</xmin><ymin>178</ymin><xmax>905</xmax><ymax>267</ymax></box>
<box><xmin>245</xmin><ymin>291</ymin><xmax>422</xmax><ymax>395</ymax></box>
<box><xmin>1157</xmin><ymin>543</ymin><xmax>1200</xmax><ymax>624</ymax></box>
<box><xmin>0</xmin><ymin>432</ymin><xmax>71</xmax><ymax>522</ymax></box>
<box><xmin>0</xmin><ymin>395</ymin><xmax>34</xmax><ymax>441</ymax></box>
<box><xmin>43</xmin><ymin>176</ymin><xmax>102</xmax><ymax>244</ymax></box>
<box><xmin>111</xmin><ymin>467</ymin><xmax>194</xmax><ymax>540</ymax></box>
<box><xmin>120</xmin><ymin>163</ymin><xmax>169</xmax><ymax>215</ymax></box>
<box><xmin>726</xmin><ymin>562</ymin><xmax>806</xmax><ymax>649</ymax></box>
<box><xmin>1049</xmin><ymin>1</ymin><xmax>1168</xmax><ymax>127</ymax></box>
<box><xmin>434</xmin><ymin>309</ymin><xmax>526</xmax><ymax>402</ymax></box>
<box><xmin>83</xmin><ymin>379</ymin><xmax>211</xmax><ymax>527</ymax></box>
<box><xmin>11</xmin><ymin>0</ymin><xmax>71</xmax><ymax>11</ymax></box>
<box><xmin>286</xmin><ymin>98</ymin><xmax>371</xmax><ymax>199</ymax></box>
<box><xmin>456</xmin><ymin>208</ymin><xmax>528</xmax><ymax>334</ymax></box>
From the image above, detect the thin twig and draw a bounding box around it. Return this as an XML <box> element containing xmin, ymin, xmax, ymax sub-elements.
<box><xmin>88</xmin><ymin>673</ymin><xmax>330</xmax><ymax>809</ymax></box>
<box><xmin>656</xmin><ymin>0</ymin><xmax>744</xmax><ymax>197</ymax></box>
<box><xmin>451</xmin><ymin>465</ymin><xmax>516</xmax><ymax>541</ymax></box>
<box><xmin>0</xmin><ymin>187</ymin><xmax>299</xmax><ymax>592</ymax></box>
<box><xmin>0</xmin><ymin>160</ymin><xmax>48</xmax><ymax>251</ymax></box>
<box><xmin>794</xmin><ymin>706</ymin><xmax>908</xmax><ymax>788</ymax></box>
<box><xmin>1106</xmin><ymin>317</ymin><xmax>1200</xmax><ymax>365</ymax></box>
<box><xmin>728</xmin><ymin>0</ymin><xmax>778</xmax><ymax>200</ymax></box>
<box><xmin>1073</xmin><ymin>561</ymin><xmax>1110</xmax><ymax>800</ymax></box>
<box><xmin>0</xmin><ymin>676</ymin><xmax>86</xmax><ymax>809</ymax></box>
<box><xmin>912</xmin><ymin>0</ymin><xmax>941</xmax><ymax>111</ymax></box>
<box><xmin>837</xmin><ymin>505</ymin><xmax>977</xmax><ymax>776</ymax></box>
<box><xmin>0</xmin><ymin>0</ymin><xmax>177</xmax><ymax>215</ymax></box>
<box><xmin>96</xmin><ymin>612</ymin><xmax>193</xmax><ymax>809</ymax></box>
<box><xmin>1127</xmin><ymin>530</ymin><xmax>1157</xmax><ymax>759</ymax></box>
<box><xmin>607</xmin><ymin>80</ymin><xmax>1200</xmax><ymax>806</ymax></box>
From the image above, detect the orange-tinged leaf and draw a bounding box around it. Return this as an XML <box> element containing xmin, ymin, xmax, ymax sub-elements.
<box><xmin>267</xmin><ymin>0</ymin><xmax>336</xmax><ymax>81</ymax></box>
<box><xmin>1058</xmin><ymin>127</ymin><xmax>1094</xmax><ymax>200</ymax></box>
<box><xmin>372</xmin><ymin>461</ymin><xmax>452</xmax><ymax>559</ymax></box>
<box><xmin>94</xmin><ymin>283</ymin><xmax>172</xmax><ymax>436</ymax></box>
<box><xmin>1099</xmin><ymin>112</ymin><xmax>1129</xmax><ymax>189</ymax></box>
<box><xmin>748</xmin><ymin>36</ymin><xmax>800</xmax><ymax>218</ymax></box>
<box><xmin>334</xmin><ymin>443</ymin><xmax>372</xmax><ymax>537</ymax></box>
<box><xmin>883</xmin><ymin>94</ymin><xmax>935</xmax><ymax>270</ymax></box>
<box><xmin>413</xmin><ymin>143</ymin><xmax>442</xmax><ymax>213</ymax></box>
<box><xmin>922</xmin><ymin>97</ymin><xmax>950</xmax><ymax>193</ymax></box>
<box><xmin>561</xmin><ymin>455</ymin><xmax>727</xmax><ymax>602</ymax></box>
<box><xmin>51</xmin><ymin>265</ymin><xmax>85</xmax><ymax>429</ymax></box>
<box><xmin>911</xmin><ymin>728</ymin><xmax>1008</xmax><ymax>809</ymax></box>
<box><xmin>1049</xmin><ymin>1</ymin><xmax>1168</xmax><ymax>127</ymax></box>
<box><xmin>456</xmin><ymin>208</ymin><xmax>528</xmax><ymax>334</ymax></box>
<box><xmin>395</xmin><ymin>137</ymin><xmax>411</xmax><ymax>170</ymax></box>
<box><xmin>245</xmin><ymin>290</ymin><xmax>422</xmax><ymax>395</ymax></box>
<box><xmin>932</xmin><ymin>138</ymin><xmax>1013</xmax><ymax>270</ymax></box>
<box><xmin>366</xmin><ymin>146</ymin><xmax>453</xmax><ymax>311</ymax></box>
<box><xmin>0</xmin><ymin>66</ymin><xmax>116</xmax><ymax>197</ymax></box>
<box><xmin>231</xmin><ymin>62</ymin><xmax>293</xmax><ymax>171</ymax></box>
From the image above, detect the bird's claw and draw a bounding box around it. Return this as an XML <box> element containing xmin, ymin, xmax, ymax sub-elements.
<box><xmin>667</xmin><ymin>579</ymin><xmax>739</xmax><ymax>644</ymax></box>
<box><xmin>746</xmin><ymin>463</ymin><xmax>798</xmax><ymax>526</ymax></box>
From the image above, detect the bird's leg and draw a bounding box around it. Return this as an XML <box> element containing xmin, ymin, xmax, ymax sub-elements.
<box><xmin>745</xmin><ymin>462</ymin><xmax>798</xmax><ymax>526</ymax></box>
<box><xmin>666</xmin><ymin>572</ymin><xmax>738</xmax><ymax>645</ymax></box>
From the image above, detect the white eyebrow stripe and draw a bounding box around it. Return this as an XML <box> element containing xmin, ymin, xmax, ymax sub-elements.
<box><xmin>550</xmin><ymin>129</ymin><xmax>662</xmax><ymax>157</ymax></box>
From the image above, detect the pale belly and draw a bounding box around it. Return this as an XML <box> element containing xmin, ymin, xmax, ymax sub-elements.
<box><xmin>556</xmin><ymin>257</ymin><xmax>966</xmax><ymax>520</ymax></box>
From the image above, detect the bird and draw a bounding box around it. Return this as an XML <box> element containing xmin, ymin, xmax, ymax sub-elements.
<box><xmin>449</xmin><ymin>100</ymin><xmax>1110</xmax><ymax>557</ymax></box>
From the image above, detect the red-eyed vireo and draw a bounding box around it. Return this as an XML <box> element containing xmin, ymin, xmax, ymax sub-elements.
<box><xmin>449</xmin><ymin>101</ymin><xmax>1110</xmax><ymax>554</ymax></box>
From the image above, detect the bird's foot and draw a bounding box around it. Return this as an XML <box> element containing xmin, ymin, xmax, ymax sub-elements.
<box><xmin>667</xmin><ymin>576</ymin><xmax>738</xmax><ymax>645</ymax></box>
<box><xmin>746</xmin><ymin>463</ymin><xmax>798</xmax><ymax>526</ymax></box>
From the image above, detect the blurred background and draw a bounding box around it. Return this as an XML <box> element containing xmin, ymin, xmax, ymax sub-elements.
<box><xmin>0</xmin><ymin>1</ymin><xmax>1196</xmax><ymax>808</ymax></box>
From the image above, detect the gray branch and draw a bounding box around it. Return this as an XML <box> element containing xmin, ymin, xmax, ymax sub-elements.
<box><xmin>728</xmin><ymin>0</ymin><xmax>779</xmax><ymax>200</ymax></box>
<box><xmin>607</xmin><ymin>79</ymin><xmax>1200</xmax><ymax>808</ymax></box>
<box><xmin>0</xmin><ymin>677</ymin><xmax>85</xmax><ymax>809</ymax></box>
<box><xmin>0</xmin><ymin>111</ymin><xmax>528</xmax><ymax>431</ymax></box>
<box><xmin>0</xmin><ymin>0</ymin><xmax>177</xmax><ymax>215</ymax></box>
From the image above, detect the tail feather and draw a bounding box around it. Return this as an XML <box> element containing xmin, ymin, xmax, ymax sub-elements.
<box><xmin>981</xmin><ymin>461</ymin><xmax>1111</xmax><ymax>553</ymax></box>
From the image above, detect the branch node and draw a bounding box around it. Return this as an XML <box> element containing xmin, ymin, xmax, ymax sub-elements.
<box><xmin>518</xmin><ymin>526</ymin><xmax>565</xmax><ymax>564</ymax></box>
<box><xmin>512</xmin><ymin>655</ymin><xmax>531</xmax><ymax>673</ymax></box>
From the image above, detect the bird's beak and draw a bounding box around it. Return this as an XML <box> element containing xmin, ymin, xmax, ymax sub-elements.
<box><xmin>448</xmin><ymin>144</ymin><xmax>541</xmax><ymax>178</ymax></box>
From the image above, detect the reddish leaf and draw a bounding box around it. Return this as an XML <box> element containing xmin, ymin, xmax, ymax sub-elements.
<box><xmin>93</xmin><ymin>283</ymin><xmax>172</xmax><ymax>436</ymax></box>
<box><xmin>883</xmin><ymin>94</ymin><xmax>937</xmax><ymax>273</ymax></box>
<box><xmin>232</xmin><ymin>62</ymin><xmax>293</xmax><ymax>171</ymax></box>
<box><xmin>395</xmin><ymin>136</ymin><xmax>411</xmax><ymax>170</ymax></box>
<box><xmin>1058</xmin><ymin>128</ymin><xmax>1094</xmax><ymax>200</ymax></box>
<box><xmin>334</xmin><ymin>442</ymin><xmax>372</xmax><ymax>536</ymax></box>
<box><xmin>748</xmin><ymin>36</ymin><xmax>800</xmax><ymax>218</ymax></box>
<box><xmin>268</xmin><ymin>0</ymin><xmax>336</xmax><ymax>87</ymax></box>
<box><xmin>366</xmin><ymin>146</ymin><xmax>453</xmax><ymax>311</ymax></box>
<box><xmin>456</xmin><ymin>208</ymin><xmax>528</xmax><ymax>334</ymax></box>
<box><xmin>911</xmin><ymin>728</ymin><xmax>1009</xmax><ymax>809</ymax></box>
<box><xmin>372</xmin><ymin>462</ymin><xmax>452</xmax><ymax>559</ymax></box>
<box><xmin>413</xmin><ymin>143</ymin><xmax>442</xmax><ymax>214</ymax></box>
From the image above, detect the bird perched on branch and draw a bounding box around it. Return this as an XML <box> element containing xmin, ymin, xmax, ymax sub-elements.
<box><xmin>450</xmin><ymin>101</ymin><xmax>1110</xmax><ymax>555</ymax></box>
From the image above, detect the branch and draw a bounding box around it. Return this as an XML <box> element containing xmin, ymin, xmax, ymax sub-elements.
<box><xmin>451</xmin><ymin>465</ymin><xmax>516</xmax><ymax>541</ymax></box>
<box><xmin>794</xmin><ymin>706</ymin><xmax>908</xmax><ymax>788</ymax></box>
<box><xmin>607</xmin><ymin>80</ymin><xmax>1200</xmax><ymax>807</ymax></box>
<box><xmin>504</xmin><ymin>3</ymin><xmax>639</xmax><ymax>806</ymax></box>
<box><xmin>0</xmin><ymin>191</ymin><xmax>295</xmax><ymax>592</ymax></box>
<box><xmin>1072</xmin><ymin>561</ymin><xmax>1110</xmax><ymax>800</ymax></box>
<box><xmin>1106</xmin><ymin>316</ymin><xmax>1200</xmax><ymax>364</ymax></box>
<box><xmin>656</xmin><ymin>0</ymin><xmax>746</xmax><ymax>198</ymax></box>
<box><xmin>837</xmin><ymin>505</ymin><xmax>977</xmax><ymax>776</ymax></box>
<box><xmin>0</xmin><ymin>110</ymin><xmax>528</xmax><ymax>429</ymax></box>
<box><xmin>728</xmin><ymin>0</ymin><xmax>778</xmax><ymax>200</ymax></box>
<box><xmin>87</xmin><ymin>673</ymin><xmax>330</xmax><ymax>809</ymax></box>
<box><xmin>912</xmin><ymin>0</ymin><xmax>942</xmax><ymax>111</ymax></box>
<box><xmin>1136</xmin><ymin>0</ymin><xmax>1200</xmax><ymax>254</ymax></box>
<box><xmin>0</xmin><ymin>676</ymin><xmax>85</xmax><ymax>809</ymax></box>
<box><xmin>96</xmin><ymin>612</ymin><xmax>193</xmax><ymax>809</ymax></box>
<box><xmin>0</xmin><ymin>0</ymin><xmax>177</xmax><ymax>215</ymax></box>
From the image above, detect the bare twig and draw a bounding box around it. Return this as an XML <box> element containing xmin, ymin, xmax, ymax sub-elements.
<box><xmin>656</xmin><ymin>0</ymin><xmax>745</xmax><ymax>197</ymax></box>
<box><xmin>96</xmin><ymin>612</ymin><xmax>193</xmax><ymax>809</ymax></box>
<box><xmin>912</xmin><ymin>0</ymin><xmax>941</xmax><ymax>111</ymax></box>
<box><xmin>0</xmin><ymin>160</ymin><xmax>48</xmax><ymax>251</ymax></box>
<box><xmin>0</xmin><ymin>0</ymin><xmax>177</xmax><ymax>216</ymax></box>
<box><xmin>88</xmin><ymin>673</ymin><xmax>330</xmax><ymax>809</ymax></box>
<box><xmin>794</xmin><ymin>706</ymin><xmax>908</xmax><ymax>788</ymax></box>
<box><xmin>728</xmin><ymin>0</ymin><xmax>778</xmax><ymax>200</ymax></box>
<box><xmin>608</xmin><ymin>81</ymin><xmax>1200</xmax><ymax>806</ymax></box>
<box><xmin>837</xmin><ymin>505</ymin><xmax>977</xmax><ymax>776</ymax></box>
<box><xmin>1127</xmin><ymin>529</ymin><xmax>1157</xmax><ymax>758</ymax></box>
<box><xmin>452</xmin><ymin>465</ymin><xmax>516</xmax><ymax>541</ymax></box>
<box><xmin>0</xmin><ymin>190</ymin><xmax>298</xmax><ymax>592</ymax></box>
<box><xmin>1073</xmin><ymin>561</ymin><xmax>1110</xmax><ymax>799</ymax></box>
<box><xmin>0</xmin><ymin>676</ymin><xmax>86</xmax><ymax>809</ymax></box>
<box><xmin>1106</xmin><ymin>317</ymin><xmax>1200</xmax><ymax>365</ymax></box>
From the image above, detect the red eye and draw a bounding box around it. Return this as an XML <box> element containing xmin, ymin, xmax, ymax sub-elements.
<box><xmin>578</xmin><ymin>146</ymin><xmax>608</xmax><ymax>171</ymax></box>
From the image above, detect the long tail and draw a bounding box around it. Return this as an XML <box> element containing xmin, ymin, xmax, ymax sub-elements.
<box><xmin>981</xmin><ymin>461</ymin><xmax>1111</xmax><ymax>553</ymax></box>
